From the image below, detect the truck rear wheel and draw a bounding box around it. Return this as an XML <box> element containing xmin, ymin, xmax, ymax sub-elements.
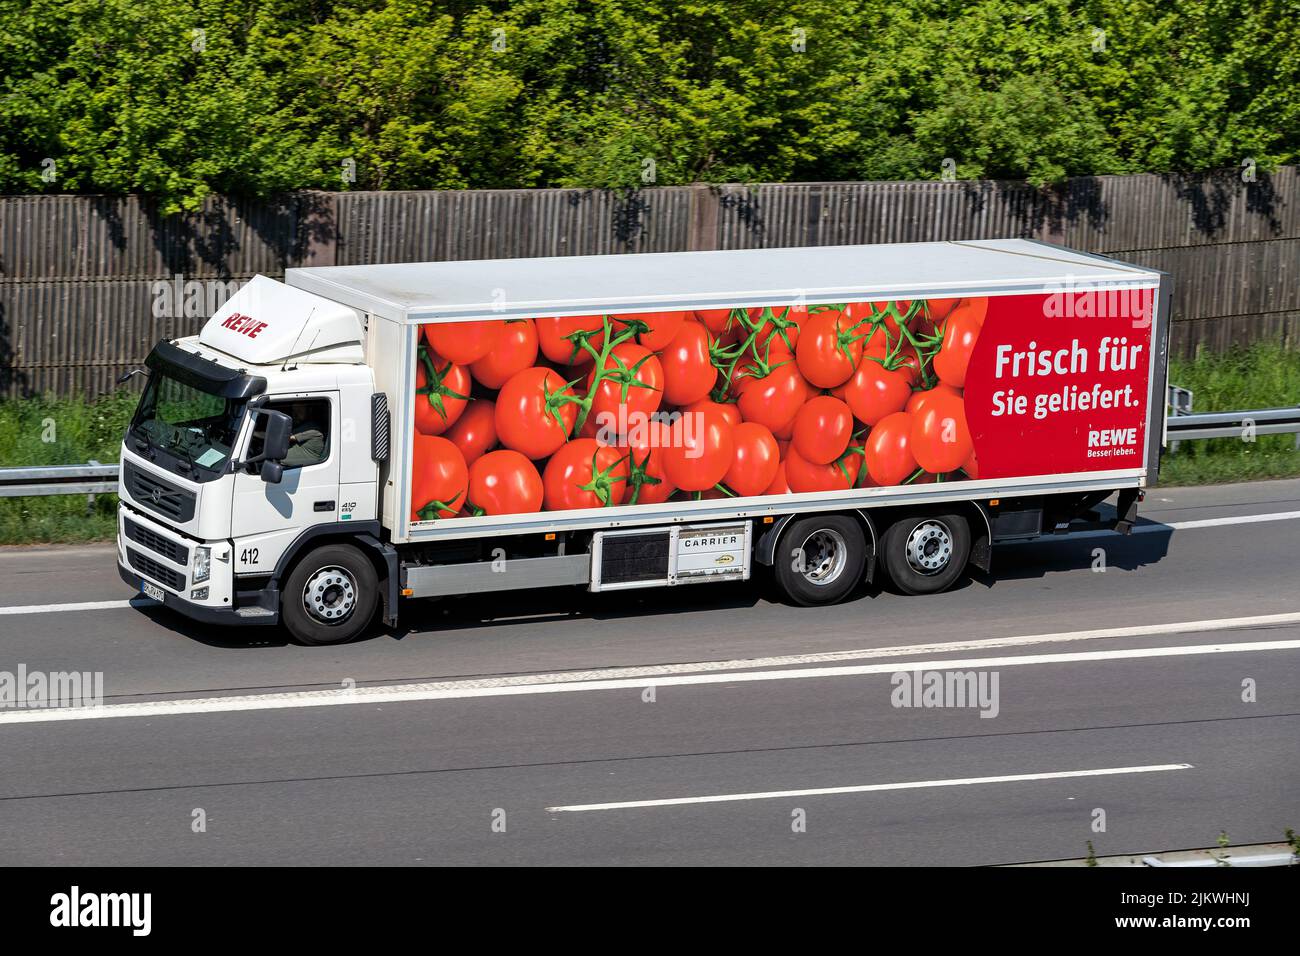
<box><xmin>882</xmin><ymin>513</ymin><xmax>970</xmax><ymax>595</ymax></box>
<box><xmin>771</xmin><ymin>515</ymin><xmax>866</xmax><ymax>606</ymax></box>
<box><xmin>281</xmin><ymin>543</ymin><xmax>379</xmax><ymax>645</ymax></box>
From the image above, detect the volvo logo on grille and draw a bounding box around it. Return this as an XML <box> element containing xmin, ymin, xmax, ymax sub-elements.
<box><xmin>149</xmin><ymin>487</ymin><xmax>163</xmax><ymax>504</ymax></box>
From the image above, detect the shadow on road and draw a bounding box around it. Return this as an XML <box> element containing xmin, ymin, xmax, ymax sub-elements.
<box><xmin>986</xmin><ymin>527</ymin><xmax>1173</xmax><ymax>581</ymax></box>
<box><xmin>127</xmin><ymin>527</ymin><xmax>1173</xmax><ymax>648</ymax></box>
<box><xmin>130</xmin><ymin>603</ymin><xmax>293</xmax><ymax>650</ymax></box>
<box><xmin>392</xmin><ymin>577</ymin><xmax>778</xmax><ymax>640</ymax></box>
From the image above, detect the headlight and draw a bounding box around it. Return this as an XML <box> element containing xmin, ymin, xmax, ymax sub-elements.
<box><xmin>193</xmin><ymin>546</ymin><xmax>211</xmax><ymax>584</ymax></box>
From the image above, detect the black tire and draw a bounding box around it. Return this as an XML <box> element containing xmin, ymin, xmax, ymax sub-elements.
<box><xmin>881</xmin><ymin>512</ymin><xmax>971</xmax><ymax>595</ymax></box>
<box><xmin>772</xmin><ymin>515</ymin><xmax>866</xmax><ymax>607</ymax></box>
<box><xmin>281</xmin><ymin>543</ymin><xmax>379</xmax><ymax>646</ymax></box>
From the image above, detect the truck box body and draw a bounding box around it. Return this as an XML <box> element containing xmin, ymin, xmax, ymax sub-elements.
<box><xmin>286</xmin><ymin>239</ymin><xmax>1167</xmax><ymax>544</ymax></box>
<box><xmin>116</xmin><ymin>238</ymin><xmax>1169</xmax><ymax>644</ymax></box>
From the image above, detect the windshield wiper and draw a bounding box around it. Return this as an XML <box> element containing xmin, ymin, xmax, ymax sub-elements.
<box><xmin>172</xmin><ymin>437</ymin><xmax>195</xmax><ymax>474</ymax></box>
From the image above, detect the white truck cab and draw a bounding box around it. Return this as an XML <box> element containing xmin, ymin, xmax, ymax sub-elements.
<box><xmin>117</xmin><ymin>276</ymin><xmax>391</xmax><ymax>641</ymax></box>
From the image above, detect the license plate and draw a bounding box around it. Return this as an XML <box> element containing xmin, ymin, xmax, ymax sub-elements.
<box><xmin>141</xmin><ymin>580</ymin><xmax>164</xmax><ymax>602</ymax></box>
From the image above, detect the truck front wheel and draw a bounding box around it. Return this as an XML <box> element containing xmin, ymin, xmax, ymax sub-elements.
<box><xmin>281</xmin><ymin>543</ymin><xmax>379</xmax><ymax>645</ymax></box>
<box><xmin>882</xmin><ymin>513</ymin><xmax>971</xmax><ymax>595</ymax></box>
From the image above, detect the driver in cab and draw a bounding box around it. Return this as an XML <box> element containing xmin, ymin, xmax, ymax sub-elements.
<box><xmin>283</xmin><ymin>402</ymin><xmax>326</xmax><ymax>467</ymax></box>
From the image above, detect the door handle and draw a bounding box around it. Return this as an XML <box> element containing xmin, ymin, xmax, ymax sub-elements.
<box><xmin>313</xmin><ymin>500</ymin><xmax>336</xmax><ymax>512</ymax></box>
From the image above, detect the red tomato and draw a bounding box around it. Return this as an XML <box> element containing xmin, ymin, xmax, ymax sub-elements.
<box><xmin>910</xmin><ymin>392</ymin><xmax>972</xmax><ymax>473</ymax></box>
<box><xmin>845</xmin><ymin>301</ymin><xmax>902</xmax><ymax>339</ymax></box>
<box><xmin>470</xmin><ymin>319</ymin><xmax>538</xmax><ymax>389</ymax></box>
<box><xmin>843</xmin><ymin>359</ymin><xmax>912</xmax><ymax>427</ymax></box>
<box><xmin>662</xmin><ymin>405</ymin><xmax>735</xmax><ymax>492</ymax></box>
<box><xmin>584</xmin><ymin>343</ymin><xmax>664</xmax><ymax>434</ymax></box>
<box><xmin>925</xmin><ymin>298</ymin><xmax>961</xmax><ymax>323</ymax></box>
<box><xmin>613</xmin><ymin>310</ymin><xmax>687</xmax><ymax>352</ymax></box>
<box><xmin>536</xmin><ymin>315</ymin><xmax>606</xmax><ymax>365</ymax></box>
<box><xmin>796</xmin><ymin>309</ymin><xmax>861</xmax><ymax>388</ymax></box>
<box><xmin>764</xmin><ymin>460</ymin><xmax>790</xmax><ymax>495</ymax></box>
<box><xmin>659</xmin><ymin>320</ymin><xmax>718</xmax><ymax>406</ymax></box>
<box><xmin>933</xmin><ymin>313</ymin><xmax>981</xmax><ymax>388</ymax></box>
<box><xmin>684</xmin><ymin>398</ymin><xmax>742</xmax><ymax>428</ymax></box>
<box><xmin>724</xmin><ymin>422</ymin><xmax>780</xmax><ymax>497</ymax></box>
<box><xmin>845</xmin><ymin>439</ymin><xmax>875</xmax><ymax>487</ymax></box>
<box><xmin>467</xmin><ymin>449</ymin><xmax>543</xmax><ymax>516</ymax></box>
<box><xmin>864</xmin><ymin>412</ymin><xmax>917</xmax><ymax>486</ymax></box>
<box><xmin>771</xmin><ymin>413</ymin><xmax>797</xmax><ymax>441</ymax></box>
<box><xmin>423</xmin><ymin>321</ymin><xmax>502</xmax><ymax>366</ymax></box>
<box><xmin>414</xmin><ymin>350</ymin><xmax>470</xmax><ymax>436</ymax></box>
<box><xmin>495</xmin><ymin>367</ymin><xmax>578</xmax><ymax>459</ymax></box>
<box><xmin>948</xmin><ymin>297</ymin><xmax>988</xmax><ymax>327</ymax></box>
<box><xmin>621</xmin><ymin>420</ymin><xmax>676</xmax><ymax>505</ymax></box>
<box><xmin>444</xmin><ymin>399</ymin><xmax>497</xmax><ymax>466</ymax></box>
<box><xmin>905</xmin><ymin>383</ymin><xmax>963</xmax><ymax>416</ymax></box>
<box><xmin>694</xmin><ymin>309</ymin><xmax>736</xmax><ymax>336</ymax></box>
<box><xmin>737</xmin><ymin>362</ymin><xmax>809</xmax><ymax>432</ymax></box>
<box><xmin>542</xmin><ymin>438</ymin><xmax>629</xmax><ymax>510</ymax></box>
<box><xmin>791</xmin><ymin>396</ymin><xmax>853</xmax><ymax>464</ymax></box>
<box><xmin>410</xmin><ymin>435</ymin><xmax>468</xmax><ymax>521</ymax></box>
<box><xmin>733</xmin><ymin>333</ymin><xmax>795</xmax><ymax>398</ymax></box>
<box><xmin>785</xmin><ymin>445</ymin><xmax>854</xmax><ymax>493</ymax></box>
<box><xmin>752</xmin><ymin>306</ymin><xmax>801</xmax><ymax>353</ymax></box>
<box><xmin>894</xmin><ymin>341</ymin><xmax>924</xmax><ymax>386</ymax></box>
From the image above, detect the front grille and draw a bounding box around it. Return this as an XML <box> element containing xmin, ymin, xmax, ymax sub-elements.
<box><xmin>124</xmin><ymin>517</ymin><xmax>189</xmax><ymax>565</ymax></box>
<box><xmin>127</xmin><ymin>548</ymin><xmax>186</xmax><ymax>591</ymax></box>
<box><xmin>124</xmin><ymin>462</ymin><xmax>196</xmax><ymax>522</ymax></box>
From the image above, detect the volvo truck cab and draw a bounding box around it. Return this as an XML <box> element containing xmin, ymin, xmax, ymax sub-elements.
<box><xmin>117</xmin><ymin>276</ymin><xmax>387</xmax><ymax>642</ymax></box>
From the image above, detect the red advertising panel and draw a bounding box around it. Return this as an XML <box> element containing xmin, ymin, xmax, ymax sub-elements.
<box><xmin>408</xmin><ymin>290</ymin><xmax>1155</xmax><ymax>523</ymax></box>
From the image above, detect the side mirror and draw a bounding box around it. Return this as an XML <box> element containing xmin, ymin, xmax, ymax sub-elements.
<box><xmin>260</xmin><ymin>409</ymin><xmax>293</xmax><ymax>463</ymax></box>
<box><xmin>260</xmin><ymin>460</ymin><xmax>284</xmax><ymax>484</ymax></box>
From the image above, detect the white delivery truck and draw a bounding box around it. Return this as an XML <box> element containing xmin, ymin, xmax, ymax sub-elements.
<box><xmin>116</xmin><ymin>239</ymin><xmax>1170</xmax><ymax>644</ymax></box>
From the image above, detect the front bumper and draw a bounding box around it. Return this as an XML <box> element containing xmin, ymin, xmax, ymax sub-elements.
<box><xmin>117</xmin><ymin>561</ymin><xmax>279</xmax><ymax>626</ymax></box>
<box><xmin>117</xmin><ymin>502</ymin><xmax>280</xmax><ymax>627</ymax></box>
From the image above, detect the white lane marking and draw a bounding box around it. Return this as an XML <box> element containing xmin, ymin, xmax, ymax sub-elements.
<box><xmin>0</xmin><ymin>598</ymin><xmax>155</xmax><ymax>616</ymax></box>
<box><xmin>1</xmin><ymin>639</ymin><xmax>1297</xmax><ymax>726</ymax></box>
<box><xmin>1062</xmin><ymin>509</ymin><xmax>1300</xmax><ymax>539</ymax></box>
<box><xmin>1163</xmin><ymin>510</ymin><xmax>1300</xmax><ymax>530</ymax></box>
<box><xmin>546</xmin><ymin>763</ymin><xmax>1194</xmax><ymax>812</ymax></box>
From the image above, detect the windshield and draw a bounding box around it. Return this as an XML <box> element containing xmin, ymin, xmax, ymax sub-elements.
<box><xmin>130</xmin><ymin>372</ymin><xmax>246</xmax><ymax>478</ymax></box>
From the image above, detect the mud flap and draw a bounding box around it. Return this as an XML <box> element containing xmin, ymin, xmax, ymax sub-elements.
<box><xmin>1114</xmin><ymin>488</ymin><xmax>1144</xmax><ymax>535</ymax></box>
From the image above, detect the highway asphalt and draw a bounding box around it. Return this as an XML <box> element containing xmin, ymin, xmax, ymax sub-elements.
<box><xmin>0</xmin><ymin>478</ymin><xmax>1297</xmax><ymax>865</ymax></box>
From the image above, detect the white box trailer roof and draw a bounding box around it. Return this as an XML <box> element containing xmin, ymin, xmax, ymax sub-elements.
<box><xmin>286</xmin><ymin>239</ymin><xmax>1162</xmax><ymax>323</ymax></box>
<box><xmin>285</xmin><ymin>239</ymin><xmax>1168</xmax><ymax>544</ymax></box>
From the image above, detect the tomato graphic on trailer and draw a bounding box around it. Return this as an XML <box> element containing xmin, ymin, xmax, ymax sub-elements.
<box><xmin>408</xmin><ymin>291</ymin><xmax>1154</xmax><ymax>523</ymax></box>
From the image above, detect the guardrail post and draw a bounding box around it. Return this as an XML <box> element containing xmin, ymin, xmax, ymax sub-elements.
<box><xmin>1166</xmin><ymin>384</ymin><xmax>1193</xmax><ymax>455</ymax></box>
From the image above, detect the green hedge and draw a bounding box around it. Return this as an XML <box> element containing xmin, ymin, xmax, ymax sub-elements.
<box><xmin>2</xmin><ymin>0</ymin><xmax>1297</xmax><ymax>212</ymax></box>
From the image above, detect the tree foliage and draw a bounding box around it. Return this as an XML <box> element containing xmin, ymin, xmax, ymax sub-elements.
<box><xmin>1</xmin><ymin>0</ymin><xmax>1295</xmax><ymax>211</ymax></box>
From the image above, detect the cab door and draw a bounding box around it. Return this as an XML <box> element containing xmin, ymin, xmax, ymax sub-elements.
<box><xmin>230</xmin><ymin>393</ymin><xmax>341</xmax><ymax>578</ymax></box>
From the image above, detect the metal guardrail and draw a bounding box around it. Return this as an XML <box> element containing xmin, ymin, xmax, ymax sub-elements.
<box><xmin>0</xmin><ymin>463</ymin><xmax>118</xmax><ymax>498</ymax></box>
<box><xmin>1165</xmin><ymin>406</ymin><xmax>1300</xmax><ymax>442</ymax></box>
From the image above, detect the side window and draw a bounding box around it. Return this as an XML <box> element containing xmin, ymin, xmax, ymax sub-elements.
<box><xmin>248</xmin><ymin>399</ymin><xmax>331</xmax><ymax>469</ymax></box>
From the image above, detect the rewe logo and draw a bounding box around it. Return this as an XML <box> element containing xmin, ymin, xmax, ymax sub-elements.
<box><xmin>50</xmin><ymin>886</ymin><xmax>151</xmax><ymax>936</ymax></box>
<box><xmin>220</xmin><ymin>312</ymin><xmax>267</xmax><ymax>339</ymax></box>
<box><xmin>1088</xmin><ymin>427</ymin><xmax>1138</xmax><ymax>447</ymax></box>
